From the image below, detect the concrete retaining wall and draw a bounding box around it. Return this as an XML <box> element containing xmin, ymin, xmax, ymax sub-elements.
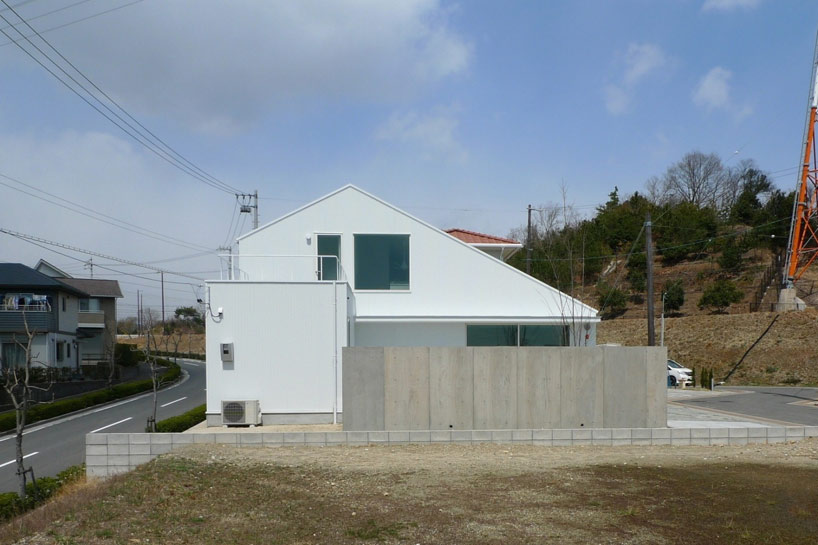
<box><xmin>342</xmin><ymin>346</ymin><xmax>667</xmax><ymax>431</ymax></box>
<box><xmin>86</xmin><ymin>426</ymin><xmax>818</xmax><ymax>478</ymax></box>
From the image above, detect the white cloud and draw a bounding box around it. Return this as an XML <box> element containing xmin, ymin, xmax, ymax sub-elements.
<box><xmin>603</xmin><ymin>85</ymin><xmax>629</xmax><ymax>115</ymax></box>
<box><xmin>376</xmin><ymin>106</ymin><xmax>467</xmax><ymax>162</ymax></box>
<box><xmin>693</xmin><ymin>67</ymin><xmax>732</xmax><ymax>109</ymax></box>
<box><xmin>623</xmin><ymin>43</ymin><xmax>667</xmax><ymax>85</ymax></box>
<box><xmin>702</xmin><ymin>0</ymin><xmax>761</xmax><ymax>12</ymax></box>
<box><xmin>604</xmin><ymin>42</ymin><xmax>667</xmax><ymax>115</ymax></box>
<box><xmin>692</xmin><ymin>67</ymin><xmax>753</xmax><ymax>119</ymax></box>
<box><xmin>21</xmin><ymin>0</ymin><xmax>471</xmax><ymax>133</ymax></box>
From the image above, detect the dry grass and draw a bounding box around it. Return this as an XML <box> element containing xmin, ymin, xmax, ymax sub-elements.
<box><xmin>118</xmin><ymin>334</ymin><xmax>205</xmax><ymax>356</ymax></box>
<box><xmin>599</xmin><ymin>308</ymin><xmax>818</xmax><ymax>385</ymax></box>
<box><xmin>5</xmin><ymin>441</ymin><xmax>818</xmax><ymax>544</ymax></box>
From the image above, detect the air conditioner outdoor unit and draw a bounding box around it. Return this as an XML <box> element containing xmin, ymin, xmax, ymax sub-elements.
<box><xmin>221</xmin><ymin>400</ymin><xmax>261</xmax><ymax>426</ymax></box>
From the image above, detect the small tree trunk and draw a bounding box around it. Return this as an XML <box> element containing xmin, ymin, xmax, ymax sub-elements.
<box><xmin>15</xmin><ymin>397</ymin><xmax>26</xmax><ymax>500</ymax></box>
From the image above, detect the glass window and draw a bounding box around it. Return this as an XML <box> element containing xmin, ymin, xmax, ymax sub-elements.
<box><xmin>317</xmin><ymin>235</ymin><xmax>341</xmax><ymax>281</ymax></box>
<box><xmin>467</xmin><ymin>325</ymin><xmax>518</xmax><ymax>346</ymax></box>
<box><xmin>520</xmin><ymin>325</ymin><xmax>569</xmax><ymax>346</ymax></box>
<box><xmin>1</xmin><ymin>343</ymin><xmax>25</xmax><ymax>369</ymax></box>
<box><xmin>354</xmin><ymin>234</ymin><xmax>410</xmax><ymax>290</ymax></box>
<box><xmin>56</xmin><ymin>342</ymin><xmax>64</xmax><ymax>362</ymax></box>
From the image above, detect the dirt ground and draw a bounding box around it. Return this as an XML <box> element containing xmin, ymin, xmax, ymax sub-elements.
<box><xmin>598</xmin><ymin>308</ymin><xmax>818</xmax><ymax>385</ymax></box>
<box><xmin>6</xmin><ymin>440</ymin><xmax>818</xmax><ymax>544</ymax></box>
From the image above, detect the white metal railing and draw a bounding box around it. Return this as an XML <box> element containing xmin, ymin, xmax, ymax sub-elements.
<box><xmin>217</xmin><ymin>254</ymin><xmax>346</xmax><ymax>282</ymax></box>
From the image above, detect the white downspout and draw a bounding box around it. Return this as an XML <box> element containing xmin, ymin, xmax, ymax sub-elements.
<box><xmin>332</xmin><ymin>280</ymin><xmax>338</xmax><ymax>425</ymax></box>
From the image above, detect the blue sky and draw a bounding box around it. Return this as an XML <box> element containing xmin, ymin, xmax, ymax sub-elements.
<box><xmin>1</xmin><ymin>0</ymin><xmax>817</xmax><ymax>314</ymax></box>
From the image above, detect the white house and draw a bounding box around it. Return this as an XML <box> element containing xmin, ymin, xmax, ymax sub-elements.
<box><xmin>205</xmin><ymin>185</ymin><xmax>599</xmax><ymax>426</ymax></box>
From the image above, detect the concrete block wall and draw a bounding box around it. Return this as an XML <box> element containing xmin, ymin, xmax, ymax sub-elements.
<box><xmin>343</xmin><ymin>346</ymin><xmax>667</xmax><ymax>431</ymax></box>
<box><xmin>86</xmin><ymin>426</ymin><xmax>818</xmax><ymax>478</ymax></box>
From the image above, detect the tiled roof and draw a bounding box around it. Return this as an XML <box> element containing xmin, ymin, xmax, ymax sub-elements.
<box><xmin>58</xmin><ymin>278</ymin><xmax>123</xmax><ymax>298</ymax></box>
<box><xmin>0</xmin><ymin>263</ymin><xmax>88</xmax><ymax>296</ymax></box>
<box><xmin>446</xmin><ymin>228</ymin><xmax>521</xmax><ymax>245</ymax></box>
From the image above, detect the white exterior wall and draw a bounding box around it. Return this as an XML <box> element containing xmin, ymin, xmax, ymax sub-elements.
<box><xmin>205</xmin><ymin>281</ymin><xmax>347</xmax><ymax>420</ymax></box>
<box><xmin>237</xmin><ymin>187</ymin><xmax>598</xmax><ymax>328</ymax></box>
<box><xmin>57</xmin><ymin>292</ymin><xmax>79</xmax><ymax>333</ymax></box>
<box><xmin>354</xmin><ymin>322</ymin><xmax>466</xmax><ymax>347</ymax></box>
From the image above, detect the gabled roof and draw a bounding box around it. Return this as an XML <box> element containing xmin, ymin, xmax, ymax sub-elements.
<box><xmin>446</xmin><ymin>228</ymin><xmax>521</xmax><ymax>246</ymax></box>
<box><xmin>0</xmin><ymin>263</ymin><xmax>88</xmax><ymax>296</ymax></box>
<box><xmin>34</xmin><ymin>259</ymin><xmax>72</xmax><ymax>279</ymax></box>
<box><xmin>236</xmin><ymin>185</ymin><xmax>598</xmax><ymax>318</ymax></box>
<box><xmin>58</xmin><ymin>278</ymin><xmax>123</xmax><ymax>298</ymax></box>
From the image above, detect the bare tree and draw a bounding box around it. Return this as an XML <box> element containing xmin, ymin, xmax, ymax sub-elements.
<box><xmin>0</xmin><ymin>313</ymin><xmax>52</xmax><ymax>500</ymax></box>
<box><xmin>661</xmin><ymin>151</ymin><xmax>728</xmax><ymax>208</ymax></box>
<box><xmin>142</xmin><ymin>311</ymin><xmax>163</xmax><ymax>432</ymax></box>
<box><xmin>169</xmin><ymin>328</ymin><xmax>184</xmax><ymax>364</ymax></box>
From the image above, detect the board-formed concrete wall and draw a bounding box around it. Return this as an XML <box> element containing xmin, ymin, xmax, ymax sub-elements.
<box><xmin>342</xmin><ymin>346</ymin><xmax>667</xmax><ymax>431</ymax></box>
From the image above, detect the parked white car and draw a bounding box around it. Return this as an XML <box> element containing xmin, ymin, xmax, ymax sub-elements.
<box><xmin>667</xmin><ymin>360</ymin><xmax>692</xmax><ymax>387</ymax></box>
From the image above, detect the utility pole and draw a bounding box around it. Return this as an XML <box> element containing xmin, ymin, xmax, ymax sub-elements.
<box><xmin>160</xmin><ymin>271</ymin><xmax>165</xmax><ymax>325</ymax></box>
<box><xmin>84</xmin><ymin>257</ymin><xmax>94</xmax><ymax>278</ymax></box>
<box><xmin>526</xmin><ymin>204</ymin><xmax>533</xmax><ymax>275</ymax></box>
<box><xmin>238</xmin><ymin>191</ymin><xmax>259</xmax><ymax>231</ymax></box>
<box><xmin>137</xmin><ymin>290</ymin><xmax>141</xmax><ymax>336</ymax></box>
<box><xmin>253</xmin><ymin>189</ymin><xmax>258</xmax><ymax>230</ymax></box>
<box><xmin>645</xmin><ymin>213</ymin><xmax>655</xmax><ymax>346</ymax></box>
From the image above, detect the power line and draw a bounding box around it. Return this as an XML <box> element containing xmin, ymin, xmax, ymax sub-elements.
<box><xmin>0</xmin><ymin>171</ymin><xmax>216</xmax><ymax>252</ymax></box>
<box><xmin>0</xmin><ymin>1</ymin><xmax>145</xmax><ymax>47</ymax></box>
<box><xmin>0</xmin><ymin>0</ymin><xmax>244</xmax><ymax>195</ymax></box>
<box><xmin>0</xmin><ymin>227</ymin><xmax>205</xmax><ymax>281</ymax></box>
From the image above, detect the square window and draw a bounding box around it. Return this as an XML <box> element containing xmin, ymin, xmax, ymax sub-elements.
<box><xmin>354</xmin><ymin>234</ymin><xmax>409</xmax><ymax>290</ymax></box>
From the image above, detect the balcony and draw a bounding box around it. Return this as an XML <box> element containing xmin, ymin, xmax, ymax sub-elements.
<box><xmin>0</xmin><ymin>308</ymin><xmax>55</xmax><ymax>332</ymax></box>
<box><xmin>78</xmin><ymin>310</ymin><xmax>105</xmax><ymax>329</ymax></box>
<box><xmin>219</xmin><ymin>254</ymin><xmax>347</xmax><ymax>283</ymax></box>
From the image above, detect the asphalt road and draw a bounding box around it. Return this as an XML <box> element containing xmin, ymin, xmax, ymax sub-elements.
<box><xmin>676</xmin><ymin>386</ymin><xmax>818</xmax><ymax>426</ymax></box>
<box><xmin>0</xmin><ymin>358</ymin><xmax>206</xmax><ymax>493</ymax></box>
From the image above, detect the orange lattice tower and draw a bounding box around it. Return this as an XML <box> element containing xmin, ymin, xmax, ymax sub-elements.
<box><xmin>785</xmin><ymin>33</ymin><xmax>818</xmax><ymax>288</ymax></box>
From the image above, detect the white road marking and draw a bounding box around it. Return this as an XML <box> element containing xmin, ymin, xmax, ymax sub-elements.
<box><xmin>0</xmin><ymin>452</ymin><xmax>38</xmax><ymax>468</ymax></box>
<box><xmin>179</xmin><ymin>361</ymin><xmax>200</xmax><ymax>367</ymax></box>
<box><xmin>0</xmin><ymin>368</ymin><xmax>194</xmax><ymax>443</ymax></box>
<box><xmin>90</xmin><ymin>417</ymin><xmax>133</xmax><ymax>434</ymax></box>
<box><xmin>160</xmin><ymin>397</ymin><xmax>187</xmax><ymax>408</ymax></box>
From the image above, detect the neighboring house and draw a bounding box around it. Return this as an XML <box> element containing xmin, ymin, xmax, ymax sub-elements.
<box><xmin>34</xmin><ymin>260</ymin><xmax>123</xmax><ymax>368</ymax></box>
<box><xmin>205</xmin><ymin>185</ymin><xmax>599</xmax><ymax>425</ymax></box>
<box><xmin>445</xmin><ymin>229</ymin><xmax>522</xmax><ymax>262</ymax></box>
<box><xmin>0</xmin><ymin>263</ymin><xmax>87</xmax><ymax>370</ymax></box>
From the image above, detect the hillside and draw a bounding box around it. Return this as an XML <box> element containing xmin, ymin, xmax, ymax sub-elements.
<box><xmin>598</xmin><ymin>308</ymin><xmax>818</xmax><ymax>385</ymax></box>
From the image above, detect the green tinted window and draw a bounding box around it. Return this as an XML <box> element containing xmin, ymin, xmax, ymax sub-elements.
<box><xmin>317</xmin><ymin>234</ymin><xmax>341</xmax><ymax>281</ymax></box>
<box><xmin>466</xmin><ymin>325</ymin><xmax>518</xmax><ymax>346</ymax></box>
<box><xmin>520</xmin><ymin>325</ymin><xmax>569</xmax><ymax>346</ymax></box>
<box><xmin>354</xmin><ymin>234</ymin><xmax>409</xmax><ymax>290</ymax></box>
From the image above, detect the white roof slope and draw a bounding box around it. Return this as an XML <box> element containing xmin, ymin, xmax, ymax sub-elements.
<box><xmin>237</xmin><ymin>185</ymin><xmax>598</xmax><ymax>321</ymax></box>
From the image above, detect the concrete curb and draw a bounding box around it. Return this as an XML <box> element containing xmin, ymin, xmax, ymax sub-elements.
<box><xmin>86</xmin><ymin>425</ymin><xmax>818</xmax><ymax>478</ymax></box>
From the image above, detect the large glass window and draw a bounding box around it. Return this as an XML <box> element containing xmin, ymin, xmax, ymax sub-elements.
<box><xmin>466</xmin><ymin>325</ymin><xmax>518</xmax><ymax>346</ymax></box>
<box><xmin>79</xmin><ymin>298</ymin><xmax>101</xmax><ymax>311</ymax></box>
<box><xmin>466</xmin><ymin>325</ymin><xmax>570</xmax><ymax>347</ymax></box>
<box><xmin>317</xmin><ymin>234</ymin><xmax>341</xmax><ymax>281</ymax></box>
<box><xmin>354</xmin><ymin>234</ymin><xmax>410</xmax><ymax>290</ymax></box>
<box><xmin>520</xmin><ymin>325</ymin><xmax>569</xmax><ymax>346</ymax></box>
<box><xmin>1</xmin><ymin>343</ymin><xmax>25</xmax><ymax>369</ymax></box>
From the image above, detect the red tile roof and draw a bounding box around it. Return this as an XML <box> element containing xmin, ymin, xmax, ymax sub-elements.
<box><xmin>445</xmin><ymin>228</ymin><xmax>521</xmax><ymax>245</ymax></box>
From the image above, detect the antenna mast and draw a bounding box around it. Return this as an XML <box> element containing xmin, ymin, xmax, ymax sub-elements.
<box><xmin>784</xmin><ymin>31</ymin><xmax>818</xmax><ymax>287</ymax></box>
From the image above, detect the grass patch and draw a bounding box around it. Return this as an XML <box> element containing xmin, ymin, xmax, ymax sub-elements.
<box><xmin>2</xmin><ymin>445</ymin><xmax>817</xmax><ymax>544</ymax></box>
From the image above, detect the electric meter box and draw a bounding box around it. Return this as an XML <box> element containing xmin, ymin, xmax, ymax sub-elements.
<box><xmin>220</xmin><ymin>342</ymin><xmax>234</xmax><ymax>363</ymax></box>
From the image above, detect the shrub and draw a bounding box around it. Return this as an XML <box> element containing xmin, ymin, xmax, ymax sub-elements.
<box><xmin>718</xmin><ymin>238</ymin><xmax>744</xmax><ymax>273</ymax></box>
<box><xmin>0</xmin><ymin>360</ymin><xmax>180</xmax><ymax>433</ymax></box>
<box><xmin>597</xmin><ymin>282</ymin><xmax>628</xmax><ymax>319</ymax></box>
<box><xmin>0</xmin><ymin>464</ymin><xmax>84</xmax><ymax>522</ymax></box>
<box><xmin>698</xmin><ymin>278</ymin><xmax>743</xmax><ymax>313</ymax></box>
<box><xmin>663</xmin><ymin>279</ymin><xmax>685</xmax><ymax>314</ymax></box>
<box><xmin>156</xmin><ymin>404</ymin><xmax>206</xmax><ymax>433</ymax></box>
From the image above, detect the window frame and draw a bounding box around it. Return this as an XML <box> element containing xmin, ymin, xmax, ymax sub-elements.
<box><xmin>316</xmin><ymin>233</ymin><xmax>342</xmax><ymax>281</ymax></box>
<box><xmin>353</xmin><ymin>233</ymin><xmax>411</xmax><ymax>292</ymax></box>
